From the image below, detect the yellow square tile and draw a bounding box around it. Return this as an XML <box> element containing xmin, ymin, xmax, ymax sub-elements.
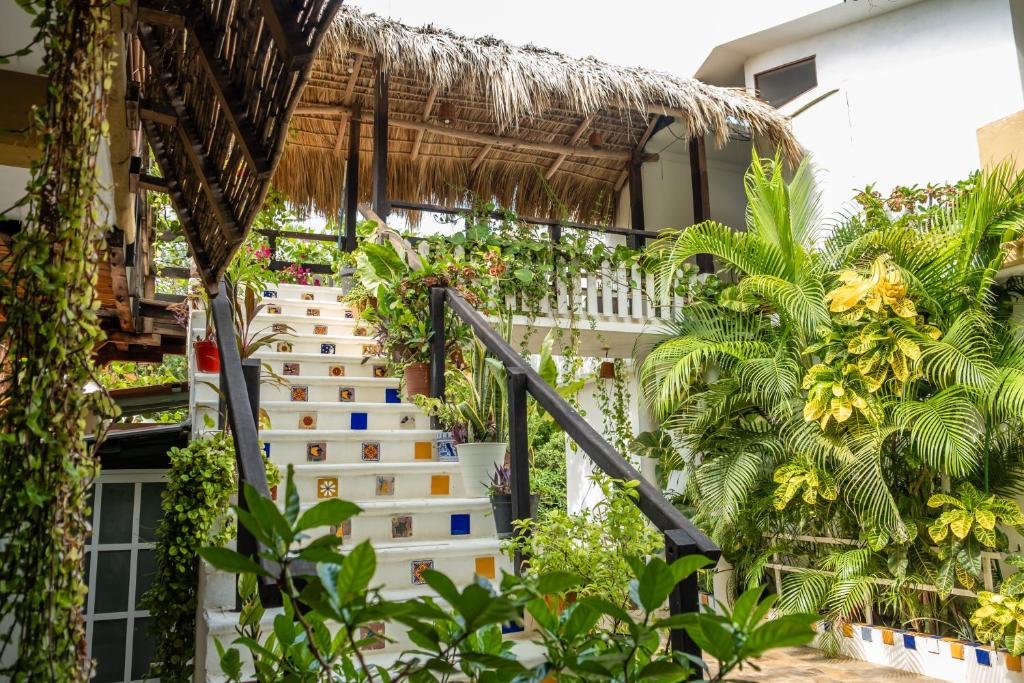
<box><xmin>430</xmin><ymin>475</ymin><xmax>450</xmax><ymax>495</ymax></box>
<box><xmin>475</xmin><ymin>556</ymin><xmax>496</xmax><ymax>579</ymax></box>
<box><xmin>414</xmin><ymin>442</ymin><xmax>433</xmax><ymax>460</ymax></box>
<box><xmin>317</xmin><ymin>477</ymin><xmax>338</xmax><ymax>499</ymax></box>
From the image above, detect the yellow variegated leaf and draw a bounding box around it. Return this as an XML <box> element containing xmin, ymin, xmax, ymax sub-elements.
<box><xmin>802</xmin><ymin>487</ymin><xmax>817</xmax><ymax>505</ymax></box>
<box><xmin>850</xmin><ymin>393</ymin><xmax>868</xmax><ymax>410</ymax></box>
<box><xmin>864</xmin><ymin>293</ymin><xmax>882</xmax><ymax>312</ymax></box>
<box><xmin>890</xmin><ymin>353</ymin><xmax>909</xmax><ymax>382</ymax></box>
<box><xmin>974</xmin><ymin>523</ymin><xmax>998</xmax><ymax>548</ymax></box>
<box><xmin>950</xmin><ymin>510</ymin><xmax>974</xmax><ymax>539</ymax></box>
<box><xmin>832</xmin><ymin>383</ymin><xmax>845</xmax><ymax>397</ymax></box>
<box><xmin>832</xmin><ymin>396</ymin><xmax>853</xmax><ymax>423</ymax></box>
<box><xmin>896</xmin><ymin>337</ymin><xmax>921</xmax><ymax>361</ymax></box>
<box><xmin>928</xmin><ymin>520</ymin><xmax>949</xmax><ymax>543</ymax></box>
<box><xmin>975</xmin><ymin>508</ymin><xmax>996</xmax><ymax>530</ymax></box>
<box><xmin>890</xmin><ymin>297</ymin><xmax>917</xmax><ymax>318</ymax></box>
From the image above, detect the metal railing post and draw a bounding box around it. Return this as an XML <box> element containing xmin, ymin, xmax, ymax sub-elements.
<box><xmin>507</xmin><ymin>367</ymin><xmax>531</xmax><ymax>575</ymax></box>
<box><xmin>429</xmin><ymin>287</ymin><xmax>446</xmax><ymax>407</ymax></box>
<box><xmin>665</xmin><ymin>528</ymin><xmax>701</xmax><ymax>675</ymax></box>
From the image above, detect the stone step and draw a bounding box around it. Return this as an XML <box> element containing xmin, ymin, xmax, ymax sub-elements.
<box><xmin>290</xmin><ymin>461</ymin><xmax>470</xmax><ymax>499</ymax></box>
<box><xmin>294</xmin><ymin>499</ymin><xmax>498</xmax><ymax>548</ymax></box>
<box><xmin>196</xmin><ymin>372</ymin><xmax>402</xmax><ymax>405</ymax></box>
<box><xmin>259</xmin><ymin>429</ymin><xmax>446</xmax><ymax>466</ymax></box>
<box><xmin>194</xmin><ymin>400</ymin><xmax>426</xmax><ymax>432</ymax></box>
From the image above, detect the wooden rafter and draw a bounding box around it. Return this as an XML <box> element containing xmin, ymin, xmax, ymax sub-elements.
<box><xmin>545</xmin><ymin>113</ymin><xmax>594</xmax><ymax>180</ymax></box>
<box><xmin>615</xmin><ymin>114</ymin><xmax>661</xmax><ymax>192</ymax></box>
<box><xmin>470</xmin><ymin>144</ymin><xmax>493</xmax><ymax>172</ymax></box>
<box><xmin>332</xmin><ymin>54</ymin><xmax>365</xmax><ymax>154</ymax></box>
<box><xmin>409</xmin><ymin>85</ymin><xmax>438</xmax><ymax>161</ymax></box>
<box><xmin>257</xmin><ymin>0</ymin><xmax>315</xmax><ymax>69</ymax></box>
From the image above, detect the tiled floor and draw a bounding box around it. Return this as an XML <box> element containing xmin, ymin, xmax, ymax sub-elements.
<box><xmin>710</xmin><ymin>646</ymin><xmax>941</xmax><ymax>682</ymax></box>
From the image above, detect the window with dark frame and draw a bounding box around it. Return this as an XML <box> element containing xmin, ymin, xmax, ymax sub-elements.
<box><xmin>754</xmin><ymin>56</ymin><xmax>817</xmax><ymax>108</ymax></box>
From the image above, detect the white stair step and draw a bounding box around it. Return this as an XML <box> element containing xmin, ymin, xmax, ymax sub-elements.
<box><xmin>253</xmin><ymin>352</ymin><xmax>393</xmax><ymax>379</ymax></box>
<box><xmin>291</xmin><ymin>461</ymin><xmax>469</xmax><ymax>500</ymax></box>
<box><xmin>264</xmin><ymin>282</ymin><xmax>349</xmax><ymax>299</ymax></box>
<box><xmin>250</xmin><ymin>332</ymin><xmax>381</xmax><ymax>356</ymax></box>
<box><xmin>195</xmin><ymin>400</ymin><xmax>427</xmax><ymax>432</ymax></box>
<box><xmin>260</xmin><ymin>430</ymin><xmax>446</xmax><ymax>466</ymax></box>
<box><xmin>196</xmin><ymin>372</ymin><xmax>401</xmax><ymax>404</ymax></box>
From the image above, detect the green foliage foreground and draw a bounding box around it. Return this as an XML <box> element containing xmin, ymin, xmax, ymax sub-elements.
<box><xmin>200</xmin><ymin>466</ymin><xmax>816</xmax><ymax>682</ymax></box>
<box><xmin>640</xmin><ymin>155</ymin><xmax>1024</xmax><ymax>641</ymax></box>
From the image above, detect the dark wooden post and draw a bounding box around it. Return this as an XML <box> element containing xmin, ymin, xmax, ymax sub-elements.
<box><xmin>507</xmin><ymin>367</ymin><xmax>531</xmax><ymax>575</ymax></box>
<box><xmin>627</xmin><ymin>155</ymin><xmax>645</xmax><ymax>250</ymax></box>
<box><xmin>689</xmin><ymin>137</ymin><xmax>714</xmax><ymax>274</ymax></box>
<box><xmin>372</xmin><ymin>60</ymin><xmax>390</xmax><ymax>221</ymax></box>
<box><xmin>429</xmin><ymin>287</ymin><xmax>446</xmax><ymax>405</ymax></box>
<box><xmin>665</xmin><ymin>528</ymin><xmax>701</xmax><ymax>675</ymax></box>
<box><xmin>342</xmin><ymin>103</ymin><xmax>361</xmax><ymax>252</ymax></box>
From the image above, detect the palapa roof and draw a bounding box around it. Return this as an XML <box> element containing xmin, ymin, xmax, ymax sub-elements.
<box><xmin>277</xmin><ymin>7</ymin><xmax>802</xmax><ymax>226</ymax></box>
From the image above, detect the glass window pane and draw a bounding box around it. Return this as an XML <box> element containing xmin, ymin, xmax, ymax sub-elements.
<box><xmin>755</xmin><ymin>58</ymin><xmax>816</xmax><ymax>107</ymax></box>
<box><xmin>134</xmin><ymin>549</ymin><xmax>157</xmax><ymax>608</ymax></box>
<box><xmin>94</xmin><ymin>550</ymin><xmax>131</xmax><ymax>614</ymax></box>
<box><xmin>91</xmin><ymin>618</ymin><xmax>127</xmax><ymax>683</ymax></box>
<box><xmin>138</xmin><ymin>482</ymin><xmax>165</xmax><ymax>543</ymax></box>
<box><xmin>131</xmin><ymin>617</ymin><xmax>158</xmax><ymax>680</ymax></box>
<box><xmin>99</xmin><ymin>483</ymin><xmax>135</xmax><ymax>544</ymax></box>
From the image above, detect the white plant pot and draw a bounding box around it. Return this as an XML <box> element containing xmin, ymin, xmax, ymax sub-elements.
<box><xmin>456</xmin><ymin>442</ymin><xmax>507</xmax><ymax>498</ymax></box>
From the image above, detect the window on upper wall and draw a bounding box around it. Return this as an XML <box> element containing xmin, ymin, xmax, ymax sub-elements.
<box><xmin>754</xmin><ymin>56</ymin><xmax>817</xmax><ymax>108</ymax></box>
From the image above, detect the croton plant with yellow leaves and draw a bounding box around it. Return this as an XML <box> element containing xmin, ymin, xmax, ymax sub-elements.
<box><xmin>802</xmin><ymin>255</ymin><xmax>942</xmax><ymax>429</ymax></box>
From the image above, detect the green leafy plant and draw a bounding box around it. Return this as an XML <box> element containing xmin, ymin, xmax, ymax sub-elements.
<box><xmin>200</xmin><ymin>466</ymin><xmax>816</xmax><ymax>682</ymax></box>
<box><xmin>971</xmin><ymin>591</ymin><xmax>1024</xmax><ymax>655</ymax></box>
<box><xmin>140</xmin><ymin>434</ymin><xmax>238</xmax><ymax>682</ymax></box>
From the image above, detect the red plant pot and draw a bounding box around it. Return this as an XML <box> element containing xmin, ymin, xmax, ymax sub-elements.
<box><xmin>404</xmin><ymin>362</ymin><xmax>430</xmax><ymax>398</ymax></box>
<box><xmin>194</xmin><ymin>339</ymin><xmax>220</xmax><ymax>374</ymax></box>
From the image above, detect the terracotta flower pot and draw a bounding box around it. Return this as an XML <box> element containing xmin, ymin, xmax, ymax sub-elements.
<box><xmin>194</xmin><ymin>339</ymin><xmax>220</xmax><ymax>373</ymax></box>
<box><xmin>404</xmin><ymin>361</ymin><xmax>430</xmax><ymax>398</ymax></box>
<box><xmin>599</xmin><ymin>360</ymin><xmax>616</xmax><ymax>379</ymax></box>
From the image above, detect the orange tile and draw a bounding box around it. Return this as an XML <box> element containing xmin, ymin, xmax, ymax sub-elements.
<box><xmin>841</xmin><ymin>623</ymin><xmax>853</xmax><ymax>638</ymax></box>
<box><xmin>1007</xmin><ymin>653</ymin><xmax>1022</xmax><ymax>672</ymax></box>
<box><xmin>475</xmin><ymin>556</ymin><xmax>496</xmax><ymax>579</ymax></box>
<box><xmin>943</xmin><ymin>637</ymin><xmax>965</xmax><ymax>660</ymax></box>
<box><xmin>881</xmin><ymin>629</ymin><xmax>894</xmax><ymax>645</ymax></box>
<box><xmin>414</xmin><ymin>442</ymin><xmax>433</xmax><ymax>460</ymax></box>
<box><xmin>430</xmin><ymin>475</ymin><xmax>450</xmax><ymax>495</ymax></box>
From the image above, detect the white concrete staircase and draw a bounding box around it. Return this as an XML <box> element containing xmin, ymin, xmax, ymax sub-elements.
<box><xmin>189</xmin><ymin>282</ymin><xmax>515</xmax><ymax>680</ymax></box>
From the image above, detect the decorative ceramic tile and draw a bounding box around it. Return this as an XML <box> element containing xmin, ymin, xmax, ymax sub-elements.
<box><xmin>276</xmin><ymin>341</ymin><xmax>293</xmax><ymax>353</ymax></box>
<box><xmin>400</xmin><ymin>414</ymin><xmax>417</xmax><ymax>430</ymax></box>
<box><xmin>306</xmin><ymin>308</ymin><xmax>321</xmax><ymax>317</ymax></box>
<box><xmin>475</xmin><ymin>556</ymin><xmax>496</xmax><ymax>580</ymax></box>
<box><xmin>262</xmin><ymin>442</ymin><xmax>270</xmax><ymax>458</ymax></box>
<box><xmin>290</xmin><ymin>386</ymin><xmax>309</xmax><ymax>402</ymax></box>
<box><xmin>301</xmin><ymin>292</ymin><xmax>315</xmax><ymax>301</ymax></box>
<box><xmin>283</xmin><ymin>362</ymin><xmax>300</xmax><ymax>376</ymax></box>
<box><xmin>272</xmin><ymin>323</ymin><xmax>289</xmax><ymax>333</ymax></box>
<box><xmin>414</xmin><ymin>442</ymin><xmax>433</xmax><ymax>461</ymax></box>
<box><xmin>372</xmin><ymin>365</ymin><xmax>387</xmax><ymax>378</ymax></box>
<box><xmin>330</xmin><ymin>519</ymin><xmax>352</xmax><ymax>538</ymax></box>
<box><xmin>436</xmin><ymin>434</ymin><xmax>457</xmax><ymax>462</ymax></box>
<box><xmin>269</xmin><ymin>485</ymin><xmax>278</xmax><ymax>501</ymax></box>
<box><xmin>313</xmin><ymin>324</ymin><xmax>328</xmax><ymax>335</ymax></box>
<box><xmin>361</xmin><ymin>344</ymin><xmax>380</xmax><ymax>356</ymax></box>
<box><xmin>353</xmin><ymin>327</ymin><xmax>368</xmax><ymax>337</ymax></box>
<box><xmin>350</xmin><ymin>412</ymin><xmax>368</xmax><ymax>430</ymax></box>
<box><xmin>344</xmin><ymin>308</ymin><xmax>355</xmax><ymax>319</ymax></box>
<box><xmin>359</xmin><ymin>623</ymin><xmax>386</xmax><ymax>651</ymax></box>
<box><xmin>902</xmin><ymin>633</ymin><xmax>916</xmax><ymax>650</ymax></box>
<box><xmin>977</xmin><ymin>647</ymin><xmax>992</xmax><ymax>666</ymax></box>
<box><xmin>317</xmin><ymin>477</ymin><xmax>338</xmax><ymax>499</ymax></box>
<box><xmin>391</xmin><ymin>515</ymin><xmax>413</xmax><ymax>538</ymax></box>
<box><xmin>328</xmin><ymin>365</ymin><xmax>345</xmax><ymax>377</ymax></box>
<box><xmin>306</xmin><ymin>442</ymin><xmax>326</xmax><ymax>462</ymax></box>
<box><xmin>360</xmin><ymin>441</ymin><xmax>381</xmax><ymax>462</ymax></box>
<box><xmin>376</xmin><ymin>475</ymin><xmax>395</xmax><ymax>496</ymax></box>
<box><xmin>411</xmin><ymin>559</ymin><xmax>433</xmax><ymax>585</ymax></box>
<box><xmin>385</xmin><ymin>388</ymin><xmax>401</xmax><ymax>404</ymax></box>
<box><xmin>263</xmin><ymin>290</ymin><xmax>277</xmax><ymax>298</ymax></box>
<box><xmin>501</xmin><ymin>622</ymin><xmax>524</xmax><ymax>635</ymax></box>
<box><xmin>320</xmin><ymin>343</ymin><xmax>336</xmax><ymax>355</ymax></box>
<box><xmin>450</xmin><ymin>514</ymin><xmax>471</xmax><ymax>536</ymax></box>
<box><xmin>338</xmin><ymin>387</ymin><xmax>356</xmax><ymax>402</ymax></box>
<box><xmin>298</xmin><ymin>413</ymin><xmax>317</xmax><ymax>429</ymax></box>
<box><xmin>267</xmin><ymin>305</ymin><xmax>282</xmax><ymax>314</ymax></box>
<box><xmin>430</xmin><ymin>475</ymin><xmax>450</xmax><ymax>496</ymax></box>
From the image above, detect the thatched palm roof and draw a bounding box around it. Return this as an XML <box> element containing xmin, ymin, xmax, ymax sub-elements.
<box><xmin>277</xmin><ymin>7</ymin><xmax>801</xmax><ymax>225</ymax></box>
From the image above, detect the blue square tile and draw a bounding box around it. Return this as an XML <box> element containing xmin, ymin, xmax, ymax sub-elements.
<box><xmin>262</xmin><ymin>442</ymin><xmax>270</xmax><ymax>458</ymax></box>
<box><xmin>263</xmin><ymin>290</ymin><xmax>277</xmax><ymax>298</ymax></box>
<box><xmin>385</xmin><ymin>388</ymin><xmax>401</xmax><ymax>404</ymax></box>
<box><xmin>350</xmin><ymin>412</ymin><xmax>368</xmax><ymax>430</ymax></box>
<box><xmin>321</xmin><ymin>343</ymin><xmax>336</xmax><ymax>355</ymax></box>
<box><xmin>860</xmin><ymin>626</ymin><xmax>872</xmax><ymax>642</ymax></box>
<box><xmin>501</xmin><ymin>621</ymin><xmax>524</xmax><ymax>634</ymax></box>
<box><xmin>450</xmin><ymin>513</ymin><xmax>471</xmax><ymax>536</ymax></box>
<box><xmin>976</xmin><ymin>647</ymin><xmax>991</xmax><ymax>666</ymax></box>
<box><xmin>902</xmin><ymin>633</ymin><xmax>916</xmax><ymax>650</ymax></box>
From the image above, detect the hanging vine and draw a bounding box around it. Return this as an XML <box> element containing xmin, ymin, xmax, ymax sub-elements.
<box><xmin>0</xmin><ymin>0</ymin><xmax>117</xmax><ymax>679</ymax></box>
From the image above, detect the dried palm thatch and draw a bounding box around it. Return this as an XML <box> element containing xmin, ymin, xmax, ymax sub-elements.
<box><xmin>276</xmin><ymin>6</ymin><xmax>802</xmax><ymax>226</ymax></box>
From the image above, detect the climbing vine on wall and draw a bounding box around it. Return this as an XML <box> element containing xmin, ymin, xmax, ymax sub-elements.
<box><xmin>0</xmin><ymin>0</ymin><xmax>117</xmax><ymax>679</ymax></box>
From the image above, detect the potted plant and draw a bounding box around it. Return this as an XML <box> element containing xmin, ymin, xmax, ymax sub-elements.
<box><xmin>174</xmin><ymin>288</ymin><xmax>221</xmax><ymax>374</ymax></box>
<box><xmin>487</xmin><ymin>463</ymin><xmax>539</xmax><ymax>538</ymax></box>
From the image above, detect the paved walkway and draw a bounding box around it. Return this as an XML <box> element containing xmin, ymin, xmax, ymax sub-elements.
<box><xmin>712</xmin><ymin>646</ymin><xmax>942</xmax><ymax>682</ymax></box>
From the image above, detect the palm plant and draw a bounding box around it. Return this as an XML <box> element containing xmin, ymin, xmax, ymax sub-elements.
<box><xmin>640</xmin><ymin>157</ymin><xmax>1024</xmax><ymax>631</ymax></box>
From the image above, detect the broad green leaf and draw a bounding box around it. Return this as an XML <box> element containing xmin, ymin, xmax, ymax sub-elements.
<box><xmin>198</xmin><ymin>547</ymin><xmax>269</xmax><ymax>577</ymax></box>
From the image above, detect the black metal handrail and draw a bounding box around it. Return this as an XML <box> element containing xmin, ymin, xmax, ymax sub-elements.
<box><xmin>429</xmin><ymin>286</ymin><xmax>720</xmax><ymax>662</ymax></box>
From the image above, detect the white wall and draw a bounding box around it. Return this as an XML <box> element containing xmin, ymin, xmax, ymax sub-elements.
<box><xmin>744</xmin><ymin>0</ymin><xmax>1024</xmax><ymax>216</ymax></box>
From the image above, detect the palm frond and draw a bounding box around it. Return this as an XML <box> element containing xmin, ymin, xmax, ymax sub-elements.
<box><xmin>891</xmin><ymin>387</ymin><xmax>982</xmax><ymax>477</ymax></box>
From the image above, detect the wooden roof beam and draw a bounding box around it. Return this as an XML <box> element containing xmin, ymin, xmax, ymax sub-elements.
<box><xmin>470</xmin><ymin>144</ymin><xmax>493</xmax><ymax>172</ymax></box>
<box><xmin>296</xmin><ymin>104</ymin><xmax>648</xmax><ymax>163</ymax></box>
<box><xmin>410</xmin><ymin>85</ymin><xmax>439</xmax><ymax>161</ymax></box>
<box><xmin>257</xmin><ymin>0</ymin><xmax>316</xmax><ymax>69</ymax></box>
<box><xmin>187</xmin><ymin>22</ymin><xmax>275</xmax><ymax>177</ymax></box>
<box><xmin>545</xmin><ymin>113</ymin><xmax>594</xmax><ymax>180</ymax></box>
<box><xmin>615</xmin><ymin>114</ymin><xmax>661</xmax><ymax>193</ymax></box>
<box><xmin>333</xmin><ymin>54</ymin><xmax>365</xmax><ymax>154</ymax></box>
